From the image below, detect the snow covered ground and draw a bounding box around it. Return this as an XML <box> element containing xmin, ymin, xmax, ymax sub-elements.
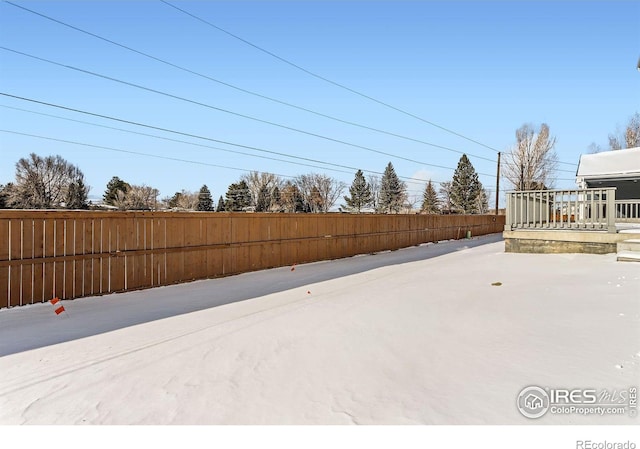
<box><xmin>0</xmin><ymin>234</ymin><xmax>638</xmax><ymax>425</ymax></box>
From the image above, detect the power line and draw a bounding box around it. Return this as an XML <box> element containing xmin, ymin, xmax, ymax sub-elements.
<box><xmin>2</xmin><ymin>1</ymin><xmax>497</xmax><ymax>165</ymax></box>
<box><xmin>3</xmin><ymin>46</ymin><xmax>498</xmax><ymax>176</ymax></box>
<box><xmin>0</xmin><ymin>104</ymin><xmax>356</xmax><ymax>175</ymax></box>
<box><xmin>2</xmin><ymin>128</ymin><xmax>463</xmax><ymax>190</ymax></box>
<box><xmin>0</xmin><ymin>128</ymin><xmax>295</xmax><ymax>179</ymax></box>
<box><xmin>1</xmin><ymin>2</ymin><xmax>579</xmax><ymax>170</ymax></box>
<box><xmin>1</xmin><ymin>94</ymin><xmax>578</xmax><ymax>188</ymax></box>
<box><xmin>1</xmin><ymin>99</ymin><xmax>466</xmax><ymax>188</ymax></box>
<box><xmin>1</xmin><ymin>93</ymin><xmax>451</xmax><ymax>185</ymax></box>
<box><xmin>160</xmin><ymin>0</ymin><xmax>578</xmax><ymax>169</ymax></box>
<box><xmin>160</xmin><ymin>0</ymin><xmax>501</xmax><ymax>153</ymax></box>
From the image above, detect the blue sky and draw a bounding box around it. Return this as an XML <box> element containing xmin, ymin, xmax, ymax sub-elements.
<box><xmin>1</xmin><ymin>0</ymin><xmax>639</xmax><ymax>205</ymax></box>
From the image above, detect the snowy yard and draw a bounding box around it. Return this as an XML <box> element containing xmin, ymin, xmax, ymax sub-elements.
<box><xmin>0</xmin><ymin>234</ymin><xmax>638</xmax><ymax>424</ymax></box>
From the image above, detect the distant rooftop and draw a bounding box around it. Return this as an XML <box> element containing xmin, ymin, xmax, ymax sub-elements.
<box><xmin>576</xmin><ymin>147</ymin><xmax>640</xmax><ymax>180</ymax></box>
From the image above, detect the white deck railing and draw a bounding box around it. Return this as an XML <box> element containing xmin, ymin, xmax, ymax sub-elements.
<box><xmin>505</xmin><ymin>188</ymin><xmax>617</xmax><ymax>232</ymax></box>
<box><xmin>616</xmin><ymin>199</ymin><xmax>640</xmax><ymax>222</ymax></box>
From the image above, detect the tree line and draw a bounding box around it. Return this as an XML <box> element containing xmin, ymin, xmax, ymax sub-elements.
<box><xmin>2</xmin><ymin>113</ymin><xmax>636</xmax><ymax>211</ymax></box>
<box><xmin>0</xmin><ymin>153</ymin><xmax>489</xmax><ymax>214</ymax></box>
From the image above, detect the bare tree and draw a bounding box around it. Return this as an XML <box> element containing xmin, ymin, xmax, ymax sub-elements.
<box><xmin>113</xmin><ymin>189</ymin><xmax>128</xmax><ymax>211</ymax></box>
<box><xmin>165</xmin><ymin>189</ymin><xmax>198</xmax><ymax>210</ymax></box>
<box><xmin>625</xmin><ymin>112</ymin><xmax>640</xmax><ymax>148</ymax></box>
<box><xmin>474</xmin><ymin>187</ymin><xmax>489</xmax><ymax>214</ymax></box>
<box><xmin>295</xmin><ymin>173</ymin><xmax>345</xmax><ymax>213</ymax></box>
<box><xmin>178</xmin><ymin>191</ymin><xmax>198</xmax><ymax>210</ymax></box>
<box><xmin>315</xmin><ymin>174</ymin><xmax>346</xmax><ymax>213</ymax></box>
<box><xmin>596</xmin><ymin>112</ymin><xmax>639</xmax><ymax>151</ymax></box>
<box><xmin>608</xmin><ymin>133</ymin><xmax>623</xmax><ymax>151</ymax></box>
<box><xmin>241</xmin><ymin>171</ymin><xmax>282</xmax><ymax>208</ymax></box>
<box><xmin>401</xmin><ymin>194</ymin><xmax>420</xmax><ymax>214</ymax></box>
<box><xmin>438</xmin><ymin>181</ymin><xmax>453</xmax><ymax>213</ymax></box>
<box><xmin>503</xmin><ymin>123</ymin><xmax>558</xmax><ymax>191</ymax></box>
<box><xmin>10</xmin><ymin>153</ymin><xmax>89</xmax><ymax>209</ymax></box>
<box><xmin>587</xmin><ymin>142</ymin><xmax>604</xmax><ymax>154</ymax></box>
<box><xmin>124</xmin><ymin>185</ymin><xmax>159</xmax><ymax>210</ymax></box>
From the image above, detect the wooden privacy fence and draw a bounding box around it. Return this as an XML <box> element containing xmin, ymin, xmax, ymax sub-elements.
<box><xmin>0</xmin><ymin>211</ymin><xmax>505</xmax><ymax>308</ymax></box>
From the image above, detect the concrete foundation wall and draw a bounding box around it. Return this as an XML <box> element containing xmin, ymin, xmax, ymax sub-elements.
<box><xmin>504</xmin><ymin>238</ymin><xmax>616</xmax><ymax>254</ymax></box>
<box><xmin>503</xmin><ymin>229</ymin><xmax>640</xmax><ymax>254</ymax></box>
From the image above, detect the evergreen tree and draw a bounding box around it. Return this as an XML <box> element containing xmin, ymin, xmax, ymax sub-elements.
<box><xmin>255</xmin><ymin>185</ymin><xmax>271</xmax><ymax>212</ymax></box>
<box><xmin>0</xmin><ymin>183</ymin><xmax>14</xmax><ymax>209</ymax></box>
<box><xmin>280</xmin><ymin>182</ymin><xmax>304</xmax><ymax>213</ymax></box>
<box><xmin>378</xmin><ymin>162</ymin><xmax>406</xmax><ymax>213</ymax></box>
<box><xmin>167</xmin><ymin>191</ymin><xmax>185</xmax><ymax>209</ymax></box>
<box><xmin>421</xmin><ymin>180</ymin><xmax>440</xmax><ymax>214</ymax></box>
<box><xmin>271</xmin><ymin>186</ymin><xmax>281</xmax><ymax>212</ymax></box>
<box><xmin>197</xmin><ymin>184</ymin><xmax>213</xmax><ymax>211</ymax></box>
<box><xmin>66</xmin><ymin>177</ymin><xmax>89</xmax><ymax>209</ymax></box>
<box><xmin>216</xmin><ymin>195</ymin><xmax>225</xmax><ymax>212</ymax></box>
<box><xmin>103</xmin><ymin>176</ymin><xmax>130</xmax><ymax>206</ymax></box>
<box><xmin>224</xmin><ymin>180</ymin><xmax>251</xmax><ymax>211</ymax></box>
<box><xmin>343</xmin><ymin>169</ymin><xmax>372</xmax><ymax>213</ymax></box>
<box><xmin>450</xmin><ymin>154</ymin><xmax>482</xmax><ymax>214</ymax></box>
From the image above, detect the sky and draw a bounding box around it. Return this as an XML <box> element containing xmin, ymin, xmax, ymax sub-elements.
<box><xmin>1</xmin><ymin>0</ymin><xmax>639</xmax><ymax>205</ymax></box>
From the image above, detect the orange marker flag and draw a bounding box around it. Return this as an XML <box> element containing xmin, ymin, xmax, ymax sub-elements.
<box><xmin>50</xmin><ymin>297</ymin><xmax>66</xmax><ymax>316</ymax></box>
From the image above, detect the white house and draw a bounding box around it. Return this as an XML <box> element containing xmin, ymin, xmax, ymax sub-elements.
<box><xmin>576</xmin><ymin>147</ymin><xmax>640</xmax><ymax>200</ymax></box>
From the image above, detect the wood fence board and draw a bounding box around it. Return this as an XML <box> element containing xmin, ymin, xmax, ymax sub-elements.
<box><xmin>21</xmin><ymin>219</ymin><xmax>34</xmax><ymax>305</ymax></box>
<box><xmin>62</xmin><ymin>219</ymin><xmax>74</xmax><ymax>299</ymax></box>
<box><xmin>0</xmin><ymin>266</ymin><xmax>8</xmax><ymax>309</ymax></box>
<box><xmin>0</xmin><ymin>218</ymin><xmax>9</xmax><ymax>308</ymax></box>
<box><xmin>166</xmin><ymin>217</ymin><xmax>184</xmax><ymax>284</ymax></box>
<box><xmin>42</xmin><ymin>219</ymin><xmax>55</xmax><ymax>301</ymax></box>
<box><xmin>9</xmin><ymin>219</ymin><xmax>22</xmax><ymax>306</ymax></box>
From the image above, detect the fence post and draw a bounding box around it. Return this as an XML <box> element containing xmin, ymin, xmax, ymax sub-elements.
<box><xmin>606</xmin><ymin>188</ymin><xmax>616</xmax><ymax>233</ymax></box>
<box><xmin>504</xmin><ymin>192</ymin><xmax>512</xmax><ymax>231</ymax></box>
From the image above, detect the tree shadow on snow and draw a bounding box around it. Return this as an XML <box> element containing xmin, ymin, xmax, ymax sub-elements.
<box><xmin>0</xmin><ymin>234</ymin><xmax>503</xmax><ymax>357</ymax></box>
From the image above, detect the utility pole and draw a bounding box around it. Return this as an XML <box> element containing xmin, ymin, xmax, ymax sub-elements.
<box><xmin>495</xmin><ymin>152</ymin><xmax>501</xmax><ymax>215</ymax></box>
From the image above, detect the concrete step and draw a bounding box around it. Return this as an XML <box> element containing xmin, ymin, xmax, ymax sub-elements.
<box><xmin>617</xmin><ymin>250</ymin><xmax>640</xmax><ymax>262</ymax></box>
<box><xmin>617</xmin><ymin>239</ymin><xmax>640</xmax><ymax>252</ymax></box>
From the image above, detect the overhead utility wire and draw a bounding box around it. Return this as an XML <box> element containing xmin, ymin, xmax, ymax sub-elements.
<box><xmin>1</xmin><ymin>128</ymin><xmax>460</xmax><ymax>188</ymax></box>
<box><xmin>0</xmin><ymin>105</ymin><xmax>356</xmax><ymax>176</ymax></box>
<box><xmin>159</xmin><ymin>1</ymin><xmax>498</xmax><ymax>154</ymax></box>
<box><xmin>0</xmin><ymin>101</ymin><xmax>572</xmax><ymax>188</ymax></box>
<box><xmin>160</xmin><ymin>0</ymin><xmax>578</xmax><ymax>168</ymax></box>
<box><xmin>3</xmin><ymin>47</ymin><xmax>499</xmax><ymax>176</ymax></box>
<box><xmin>3</xmin><ymin>127</ymin><xmax>502</xmax><ymax>196</ymax></box>
<box><xmin>0</xmin><ymin>129</ymin><xmax>295</xmax><ymax>180</ymax></box>
<box><xmin>0</xmin><ymin>95</ymin><xmax>461</xmax><ymax>186</ymax></box>
<box><xmin>0</xmin><ymin>93</ymin><xmax>370</xmax><ymax>178</ymax></box>
<box><xmin>2</xmin><ymin>1</ymin><xmax>495</xmax><ymax>164</ymax></box>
